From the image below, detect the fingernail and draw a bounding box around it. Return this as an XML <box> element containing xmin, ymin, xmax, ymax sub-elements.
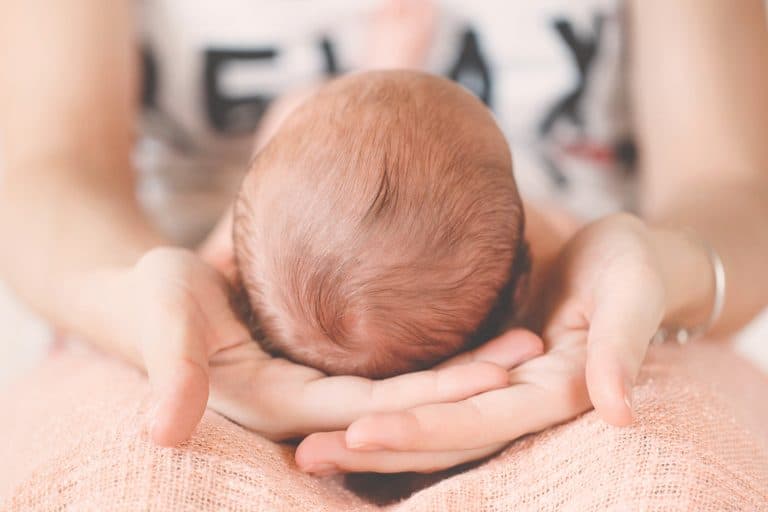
<box><xmin>144</xmin><ymin>412</ymin><xmax>157</xmax><ymax>437</ymax></box>
<box><xmin>147</xmin><ymin>400</ymin><xmax>162</xmax><ymax>433</ymax></box>
<box><xmin>148</xmin><ymin>415</ymin><xmax>158</xmax><ymax>439</ymax></box>
<box><xmin>346</xmin><ymin>441</ymin><xmax>384</xmax><ymax>451</ymax></box>
<box><xmin>305</xmin><ymin>463</ymin><xmax>338</xmax><ymax>476</ymax></box>
<box><xmin>623</xmin><ymin>377</ymin><xmax>634</xmax><ymax>409</ymax></box>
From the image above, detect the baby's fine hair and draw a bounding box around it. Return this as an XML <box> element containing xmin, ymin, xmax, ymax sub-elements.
<box><xmin>233</xmin><ymin>71</ymin><xmax>527</xmax><ymax>378</ymax></box>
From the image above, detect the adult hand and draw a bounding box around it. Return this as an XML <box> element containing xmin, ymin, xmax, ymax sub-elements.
<box><xmin>296</xmin><ymin>213</ymin><xmax>683</xmax><ymax>473</ymax></box>
<box><xmin>112</xmin><ymin>247</ymin><xmax>538</xmax><ymax>447</ymax></box>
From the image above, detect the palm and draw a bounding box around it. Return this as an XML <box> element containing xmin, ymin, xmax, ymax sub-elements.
<box><xmin>523</xmin><ymin>214</ymin><xmax>665</xmax><ymax>422</ymax></box>
<box><xmin>194</xmin><ymin>225</ymin><xmax>520</xmax><ymax>443</ymax></box>
<box><xmin>294</xmin><ymin>214</ymin><xmax>668</xmax><ymax>473</ymax></box>
<box><xmin>207</xmin><ymin>341</ymin><xmax>324</xmax><ymax>440</ymax></box>
<box><xmin>207</xmin><ymin>335</ymin><xmax>522</xmax><ymax>441</ymax></box>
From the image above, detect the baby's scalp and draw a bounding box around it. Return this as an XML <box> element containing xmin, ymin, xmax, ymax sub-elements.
<box><xmin>234</xmin><ymin>70</ymin><xmax>527</xmax><ymax>377</ymax></box>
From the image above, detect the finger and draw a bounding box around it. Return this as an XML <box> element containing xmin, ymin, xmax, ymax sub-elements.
<box><xmin>436</xmin><ymin>328</ymin><xmax>544</xmax><ymax>370</ymax></box>
<box><xmin>585</xmin><ymin>269</ymin><xmax>664</xmax><ymax>426</ymax></box>
<box><xmin>132</xmin><ymin>251</ymin><xmax>253</xmax><ymax>446</ymax></box>
<box><xmin>290</xmin><ymin>361</ymin><xmax>511</xmax><ymax>431</ymax></box>
<box><xmin>149</xmin><ymin>358</ymin><xmax>209</xmax><ymax>447</ymax></box>
<box><xmin>140</xmin><ymin>303</ymin><xmax>211</xmax><ymax>447</ymax></box>
<box><xmin>296</xmin><ymin>431</ymin><xmax>502</xmax><ymax>475</ymax></box>
<box><xmin>344</xmin><ymin>372</ymin><xmax>566</xmax><ymax>451</ymax></box>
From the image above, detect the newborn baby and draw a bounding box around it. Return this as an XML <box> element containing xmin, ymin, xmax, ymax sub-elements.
<box><xmin>232</xmin><ymin>70</ymin><xmax>529</xmax><ymax>378</ymax></box>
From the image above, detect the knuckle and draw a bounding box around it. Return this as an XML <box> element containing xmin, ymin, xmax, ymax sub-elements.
<box><xmin>134</xmin><ymin>248</ymin><xmax>201</xmax><ymax>284</ymax></box>
<box><xmin>604</xmin><ymin>212</ymin><xmax>644</xmax><ymax>231</ymax></box>
<box><xmin>135</xmin><ymin>247</ymin><xmax>181</xmax><ymax>271</ymax></box>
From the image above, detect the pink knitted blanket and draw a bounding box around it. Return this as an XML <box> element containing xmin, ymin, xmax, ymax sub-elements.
<box><xmin>1</xmin><ymin>342</ymin><xmax>766</xmax><ymax>511</ymax></box>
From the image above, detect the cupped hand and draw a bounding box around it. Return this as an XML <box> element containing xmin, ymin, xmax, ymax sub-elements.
<box><xmin>206</xmin><ymin>329</ymin><xmax>542</xmax><ymax>443</ymax></box>
<box><xmin>121</xmin><ymin>247</ymin><xmax>539</xmax><ymax>447</ymax></box>
<box><xmin>295</xmin><ymin>213</ymin><xmax>669</xmax><ymax>473</ymax></box>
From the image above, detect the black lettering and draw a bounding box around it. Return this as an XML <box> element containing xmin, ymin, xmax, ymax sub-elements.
<box><xmin>447</xmin><ymin>29</ymin><xmax>492</xmax><ymax>106</ymax></box>
<box><xmin>320</xmin><ymin>36</ymin><xmax>340</xmax><ymax>76</ymax></box>
<box><xmin>539</xmin><ymin>15</ymin><xmax>604</xmax><ymax>135</ymax></box>
<box><xmin>204</xmin><ymin>48</ymin><xmax>278</xmax><ymax>134</ymax></box>
<box><xmin>141</xmin><ymin>46</ymin><xmax>158</xmax><ymax>109</ymax></box>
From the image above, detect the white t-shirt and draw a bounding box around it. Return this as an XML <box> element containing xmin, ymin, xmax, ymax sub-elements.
<box><xmin>137</xmin><ymin>0</ymin><xmax>636</xmax><ymax>243</ymax></box>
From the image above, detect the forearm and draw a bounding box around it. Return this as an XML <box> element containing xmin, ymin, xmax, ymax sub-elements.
<box><xmin>644</xmin><ymin>178</ymin><xmax>768</xmax><ymax>336</ymax></box>
<box><xmin>0</xmin><ymin>165</ymin><xmax>167</xmax><ymax>359</ymax></box>
<box><xmin>629</xmin><ymin>0</ymin><xmax>768</xmax><ymax>337</ymax></box>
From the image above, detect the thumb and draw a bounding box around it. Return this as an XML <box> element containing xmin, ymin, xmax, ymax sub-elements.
<box><xmin>143</xmin><ymin>317</ymin><xmax>210</xmax><ymax>447</ymax></box>
<box><xmin>585</xmin><ymin>271</ymin><xmax>664</xmax><ymax>426</ymax></box>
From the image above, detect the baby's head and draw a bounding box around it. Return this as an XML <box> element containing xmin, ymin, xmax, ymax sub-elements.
<box><xmin>233</xmin><ymin>71</ymin><xmax>528</xmax><ymax>378</ymax></box>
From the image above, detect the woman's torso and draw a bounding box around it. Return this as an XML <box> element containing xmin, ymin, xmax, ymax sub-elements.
<box><xmin>137</xmin><ymin>0</ymin><xmax>636</xmax><ymax>243</ymax></box>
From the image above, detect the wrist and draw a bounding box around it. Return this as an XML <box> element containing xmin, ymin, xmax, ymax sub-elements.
<box><xmin>54</xmin><ymin>264</ymin><xmax>144</xmax><ymax>366</ymax></box>
<box><xmin>648</xmin><ymin>227</ymin><xmax>715</xmax><ymax>329</ymax></box>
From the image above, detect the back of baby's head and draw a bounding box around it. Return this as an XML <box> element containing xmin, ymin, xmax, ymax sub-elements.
<box><xmin>233</xmin><ymin>70</ymin><xmax>526</xmax><ymax>378</ymax></box>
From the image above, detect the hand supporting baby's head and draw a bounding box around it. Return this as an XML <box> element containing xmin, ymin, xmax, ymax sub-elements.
<box><xmin>233</xmin><ymin>70</ymin><xmax>528</xmax><ymax>378</ymax></box>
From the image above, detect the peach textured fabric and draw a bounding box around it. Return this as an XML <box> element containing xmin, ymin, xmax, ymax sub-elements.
<box><xmin>1</xmin><ymin>342</ymin><xmax>767</xmax><ymax>511</ymax></box>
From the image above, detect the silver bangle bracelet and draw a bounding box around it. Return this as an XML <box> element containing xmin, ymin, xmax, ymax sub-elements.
<box><xmin>651</xmin><ymin>234</ymin><xmax>727</xmax><ymax>345</ymax></box>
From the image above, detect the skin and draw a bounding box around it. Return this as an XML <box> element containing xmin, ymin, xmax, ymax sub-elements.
<box><xmin>0</xmin><ymin>0</ymin><xmax>534</xmax><ymax>447</ymax></box>
<box><xmin>295</xmin><ymin>0</ymin><xmax>768</xmax><ymax>473</ymax></box>
<box><xmin>1</xmin><ymin>0</ymin><xmax>767</xmax><ymax>474</ymax></box>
